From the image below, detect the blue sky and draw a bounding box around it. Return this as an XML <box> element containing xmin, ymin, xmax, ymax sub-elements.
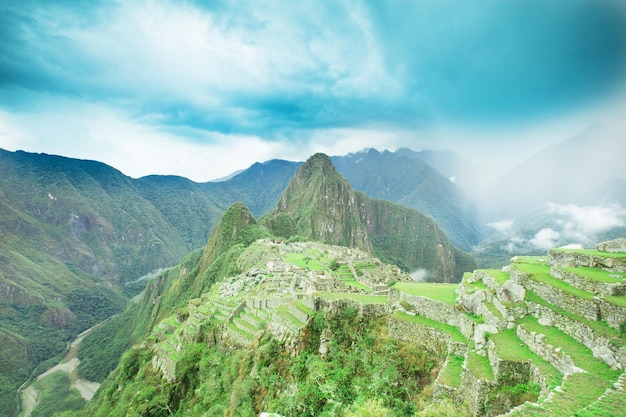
<box><xmin>1</xmin><ymin>0</ymin><xmax>625</xmax><ymax>181</ymax></box>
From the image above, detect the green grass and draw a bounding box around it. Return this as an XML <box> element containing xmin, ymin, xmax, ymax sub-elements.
<box><xmin>519</xmin><ymin>316</ymin><xmax>621</xmax><ymax>380</ymax></box>
<box><xmin>465</xmin><ymin>280</ymin><xmax>488</xmax><ymax>294</ymax></box>
<box><xmin>551</xmin><ymin>248</ymin><xmax>626</xmax><ymax>259</ymax></box>
<box><xmin>292</xmin><ymin>300</ymin><xmax>315</xmax><ymax>316</ymax></box>
<box><xmin>227</xmin><ymin>321</ymin><xmax>254</xmax><ymax>338</ymax></box>
<box><xmin>275</xmin><ymin>305</ymin><xmax>306</xmax><ymax>328</ymax></box>
<box><xmin>561</xmin><ymin>267</ymin><xmax>626</xmax><ymax>284</ymax></box>
<box><xmin>466</xmin><ymin>350</ymin><xmax>494</xmax><ymax>381</ymax></box>
<box><xmin>30</xmin><ymin>371</ymin><xmax>85</xmax><ymax>417</ymax></box>
<box><xmin>341</xmin><ymin>279</ymin><xmax>372</xmax><ymax>291</ymax></box>
<box><xmin>484</xmin><ymin>269</ymin><xmax>511</xmax><ymax>285</ymax></box>
<box><xmin>484</xmin><ymin>301</ymin><xmax>504</xmax><ymax>320</ymax></box>
<box><xmin>283</xmin><ymin>253</ymin><xmax>325</xmax><ymax>270</ymax></box>
<box><xmin>392</xmin><ymin>311</ymin><xmax>466</xmax><ymax>343</ymax></box>
<box><xmin>575</xmin><ymin>384</ymin><xmax>626</xmax><ymax>417</ymax></box>
<box><xmin>603</xmin><ymin>295</ymin><xmax>626</xmax><ymax>308</ymax></box>
<box><xmin>392</xmin><ymin>282</ymin><xmax>459</xmax><ymax>305</ymax></box>
<box><xmin>490</xmin><ymin>328</ymin><xmax>562</xmax><ymax>388</ymax></box>
<box><xmin>438</xmin><ymin>354</ymin><xmax>464</xmax><ymax>387</ymax></box>
<box><xmin>314</xmin><ymin>291</ymin><xmax>388</xmax><ymax>304</ymax></box>
<box><xmin>525</xmin><ymin>290</ymin><xmax>625</xmax><ymax>347</ymax></box>
<box><xmin>513</xmin><ymin>261</ymin><xmax>595</xmax><ymax>300</ymax></box>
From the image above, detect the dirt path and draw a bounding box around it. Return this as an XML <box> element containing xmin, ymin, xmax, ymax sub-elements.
<box><xmin>18</xmin><ymin>314</ymin><xmax>119</xmax><ymax>417</ymax></box>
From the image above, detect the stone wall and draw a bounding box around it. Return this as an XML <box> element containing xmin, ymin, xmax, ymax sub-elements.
<box><xmin>460</xmin><ymin>366</ymin><xmax>496</xmax><ymax>417</ymax></box>
<box><xmin>513</xmin><ymin>269</ymin><xmax>599</xmax><ymax>321</ymax></box>
<box><xmin>388</xmin><ymin>316</ymin><xmax>450</xmax><ymax>356</ymax></box>
<box><xmin>486</xmin><ymin>340</ymin><xmax>533</xmax><ymax>386</ymax></box>
<box><xmin>287</xmin><ymin>303</ymin><xmax>310</xmax><ymax>323</ymax></box>
<box><xmin>531</xmin><ymin>303</ymin><xmax>626</xmax><ymax>370</ymax></box>
<box><xmin>548</xmin><ymin>250</ymin><xmax>626</xmax><ymax>273</ymax></box>
<box><xmin>598</xmin><ymin>299</ymin><xmax>626</xmax><ymax>332</ymax></box>
<box><xmin>551</xmin><ymin>268</ymin><xmax>626</xmax><ymax>296</ymax></box>
<box><xmin>516</xmin><ymin>325</ymin><xmax>579</xmax><ymax>375</ymax></box>
<box><xmin>390</xmin><ymin>288</ymin><xmax>460</xmax><ymax>326</ymax></box>
<box><xmin>315</xmin><ymin>297</ymin><xmax>389</xmax><ymax>318</ymax></box>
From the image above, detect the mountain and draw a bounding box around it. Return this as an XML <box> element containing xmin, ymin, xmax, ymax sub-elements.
<box><xmin>0</xmin><ymin>147</ymin><xmax>481</xmax><ymax>413</ymax></box>
<box><xmin>332</xmin><ymin>149</ymin><xmax>486</xmax><ymax>251</ymax></box>
<box><xmin>0</xmin><ymin>150</ymin><xmax>293</xmax><ymax>415</ymax></box>
<box><xmin>264</xmin><ymin>153</ymin><xmax>477</xmax><ymax>281</ymax></box>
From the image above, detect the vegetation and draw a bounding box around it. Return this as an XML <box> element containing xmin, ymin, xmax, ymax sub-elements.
<box><xmin>70</xmin><ymin>312</ymin><xmax>441</xmax><ymax>417</ymax></box>
<box><xmin>30</xmin><ymin>371</ymin><xmax>85</xmax><ymax>417</ymax></box>
<box><xmin>392</xmin><ymin>282</ymin><xmax>459</xmax><ymax>305</ymax></box>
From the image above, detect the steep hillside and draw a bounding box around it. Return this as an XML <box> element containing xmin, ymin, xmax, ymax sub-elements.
<box><xmin>66</xmin><ymin>235</ymin><xmax>626</xmax><ymax>417</ymax></box>
<box><xmin>332</xmin><ymin>149</ymin><xmax>486</xmax><ymax>251</ymax></box>
<box><xmin>264</xmin><ymin>153</ymin><xmax>476</xmax><ymax>282</ymax></box>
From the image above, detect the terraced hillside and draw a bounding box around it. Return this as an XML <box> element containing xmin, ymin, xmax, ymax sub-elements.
<box><xmin>72</xmin><ymin>238</ymin><xmax>626</xmax><ymax>417</ymax></box>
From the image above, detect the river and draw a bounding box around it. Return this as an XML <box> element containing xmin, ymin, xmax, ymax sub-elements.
<box><xmin>18</xmin><ymin>315</ymin><xmax>118</xmax><ymax>417</ymax></box>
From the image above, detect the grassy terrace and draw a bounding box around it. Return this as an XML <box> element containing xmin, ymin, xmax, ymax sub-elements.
<box><xmin>484</xmin><ymin>269</ymin><xmax>511</xmax><ymax>285</ymax></box>
<box><xmin>490</xmin><ymin>328</ymin><xmax>562</xmax><ymax>388</ymax></box>
<box><xmin>525</xmin><ymin>290</ymin><xmax>625</xmax><ymax>347</ymax></box>
<box><xmin>314</xmin><ymin>291</ymin><xmax>387</xmax><ymax>304</ymax></box>
<box><xmin>466</xmin><ymin>350</ymin><xmax>494</xmax><ymax>381</ymax></box>
<box><xmin>392</xmin><ymin>282</ymin><xmax>459</xmax><ymax>305</ymax></box>
<box><xmin>576</xmin><ymin>384</ymin><xmax>626</xmax><ymax>417</ymax></box>
<box><xmin>551</xmin><ymin>248</ymin><xmax>626</xmax><ymax>259</ymax></box>
<box><xmin>484</xmin><ymin>301</ymin><xmax>504</xmax><ymax>320</ymax></box>
<box><xmin>519</xmin><ymin>315</ymin><xmax>621</xmax><ymax>381</ymax></box>
<box><xmin>275</xmin><ymin>305</ymin><xmax>306</xmax><ymax>327</ymax></box>
<box><xmin>292</xmin><ymin>300</ymin><xmax>315</xmax><ymax>316</ymax></box>
<box><xmin>561</xmin><ymin>266</ymin><xmax>626</xmax><ymax>284</ymax></box>
<box><xmin>465</xmin><ymin>280</ymin><xmax>488</xmax><ymax>294</ymax></box>
<box><xmin>513</xmin><ymin>260</ymin><xmax>596</xmax><ymax>300</ymax></box>
<box><xmin>604</xmin><ymin>295</ymin><xmax>626</xmax><ymax>308</ymax></box>
<box><xmin>438</xmin><ymin>354</ymin><xmax>464</xmax><ymax>387</ymax></box>
<box><xmin>283</xmin><ymin>253</ymin><xmax>325</xmax><ymax>270</ymax></box>
<box><xmin>227</xmin><ymin>321</ymin><xmax>254</xmax><ymax>338</ymax></box>
<box><xmin>392</xmin><ymin>311</ymin><xmax>466</xmax><ymax>343</ymax></box>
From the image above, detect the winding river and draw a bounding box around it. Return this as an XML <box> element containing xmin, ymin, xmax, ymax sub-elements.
<box><xmin>18</xmin><ymin>315</ymin><xmax>118</xmax><ymax>417</ymax></box>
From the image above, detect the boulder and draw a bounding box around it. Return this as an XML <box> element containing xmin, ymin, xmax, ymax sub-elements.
<box><xmin>461</xmin><ymin>290</ymin><xmax>485</xmax><ymax>314</ymax></box>
<box><xmin>592</xmin><ymin>345</ymin><xmax>621</xmax><ymax>370</ymax></box>
<box><xmin>596</xmin><ymin>238</ymin><xmax>626</xmax><ymax>253</ymax></box>
<box><xmin>497</xmin><ymin>280</ymin><xmax>526</xmax><ymax>303</ymax></box>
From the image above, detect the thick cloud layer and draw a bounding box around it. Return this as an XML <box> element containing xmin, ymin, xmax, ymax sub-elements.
<box><xmin>1</xmin><ymin>0</ymin><xmax>626</xmax><ymax>179</ymax></box>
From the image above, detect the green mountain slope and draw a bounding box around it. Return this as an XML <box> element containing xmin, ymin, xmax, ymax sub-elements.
<box><xmin>264</xmin><ymin>153</ymin><xmax>476</xmax><ymax>282</ymax></box>
<box><xmin>332</xmin><ymin>149</ymin><xmax>486</xmax><ymax>251</ymax></box>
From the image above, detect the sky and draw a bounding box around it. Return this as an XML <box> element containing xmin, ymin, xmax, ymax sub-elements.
<box><xmin>1</xmin><ymin>0</ymin><xmax>626</xmax><ymax>182</ymax></box>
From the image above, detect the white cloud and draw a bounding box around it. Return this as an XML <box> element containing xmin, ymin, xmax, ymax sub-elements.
<box><xmin>546</xmin><ymin>202</ymin><xmax>626</xmax><ymax>236</ymax></box>
<box><xmin>529</xmin><ymin>228</ymin><xmax>560</xmax><ymax>249</ymax></box>
<box><xmin>488</xmin><ymin>219</ymin><xmax>514</xmax><ymax>232</ymax></box>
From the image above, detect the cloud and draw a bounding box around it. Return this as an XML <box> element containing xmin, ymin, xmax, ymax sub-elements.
<box><xmin>546</xmin><ymin>202</ymin><xmax>626</xmax><ymax>236</ymax></box>
<box><xmin>488</xmin><ymin>219</ymin><xmax>514</xmax><ymax>233</ymax></box>
<box><xmin>2</xmin><ymin>0</ymin><xmax>626</xmax><ymax>180</ymax></box>
<box><xmin>529</xmin><ymin>228</ymin><xmax>561</xmax><ymax>250</ymax></box>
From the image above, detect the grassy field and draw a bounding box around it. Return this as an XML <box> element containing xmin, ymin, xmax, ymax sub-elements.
<box><xmin>392</xmin><ymin>282</ymin><xmax>459</xmax><ymax>305</ymax></box>
<box><xmin>483</xmin><ymin>269</ymin><xmax>511</xmax><ymax>285</ymax></box>
<box><xmin>283</xmin><ymin>253</ymin><xmax>325</xmax><ymax>270</ymax></box>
